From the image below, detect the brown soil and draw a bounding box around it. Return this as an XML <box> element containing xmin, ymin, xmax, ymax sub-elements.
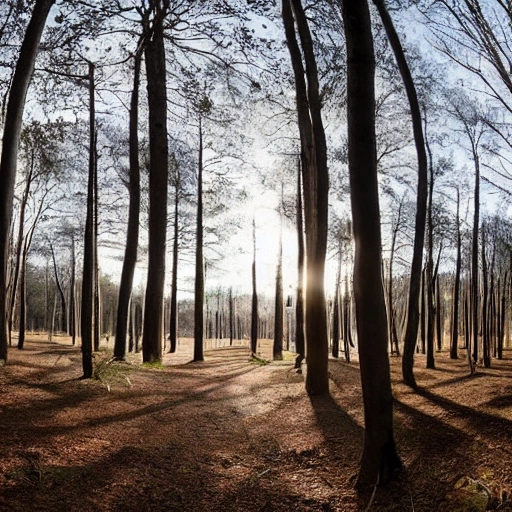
<box><xmin>1</xmin><ymin>335</ymin><xmax>511</xmax><ymax>511</ymax></box>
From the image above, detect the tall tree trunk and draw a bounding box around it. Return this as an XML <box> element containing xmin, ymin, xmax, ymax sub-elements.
<box><xmin>451</xmin><ymin>188</ymin><xmax>462</xmax><ymax>359</ymax></box>
<box><xmin>498</xmin><ymin>271</ymin><xmax>507</xmax><ymax>359</ymax></box>
<box><xmin>250</xmin><ymin>218</ymin><xmax>258</xmax><ymax>355</ymax></box>
<box><xmin>470</xmin><ymin>144</ymin><xmax>480</xmax><ymax>373</ymax></box>
<box><xmin>489</xmin><ymin>239</ymin><xmax>496</xmax><ymax>361</ymax></box>
<box><xmin>425</xmin><ymin>123</ymin><xmax>435</xmax><ymax>370</ymax></box>
<box><xmin>142</xmin><ymin>5</ymin><xmax>168</xmax><ymax>364</ymax></box>
<box><xmin>193</xmin><ymin>117</ymin><xmax>204</xmax><ymax>362</ymax></box>
<box><xmin>283</xmin><ymin>0</ymin><xmax>329</xmax><ymax>395</ymax></box>
<box><xmin>17</xmin><ymin>240</ymin><xmax>29</xmax><ymax>350</ymax></box>
<box><xmin>114</xmin><ymin>49</ymin><xmax>141</xmax><ymax>360</ymax></box>
<box><xmin>273</xmin><ymin>241</ymin><xmax>284</xmax><ymax>360</ymax></box>
<box><xmin>343</xmin><ymin>0</ymin><xmax>402</xmax><ymax>488</ymax></box>
<box><xmin>420</xmin><ymin>269</ymin><xmax>426</xmax><ymax>354</ymax></box>
<box><xmin>45</xmin><ymin>260</ymin><xmax>50</xmax><ymax>334</ymax></box>
<box><xmin>273</xmin><ymin>194</ymin><xmax>284</xmax><ymax>360</ymax></box>
<box><xmin>93</xmin><ymin>132</ymin><xmax>99</xmax><ymax>350</ymax></box>
<box><xmin>169</xmin><ymin>176</ymin><xmax>179</xmax><ymax>353</ymax></box>
<box><xmin>388</xmin><ymin>199</ymin><xmax>403</xmax><ymax>356</ymax></box>
<box><xmin>81</xmin><ymin>61</ymin><xmax>96</xmax><ymax>378</ymax></box>
<box><xmin>128</xmin><ymin>298</ymin><xmax>134</xmax><ymax>353</ymax></box>
<box><xmin>344</xmin><ymin>278</ymin><xmax>353</xmax><ymax>363</ymax></box>
<box><xmin>373</xmin><ymin>0</ymin><xmax>428</xmax><ymax>390</ymax></box>
<box><xmin>229</xmin><ymin>288</ymin><xmax>234</xmax><ymax>346</ymax></box>
<box><xmin>294</xmin><ymin>159</ymin><xmax>305</xmax><ymax>369</ymax></box>
<box><xmin>435</xmin><ymin>275</ymin><xmax>442</xmax><ymax>351</ymax></box>
<box><xmin>481</xmin><ymin>225</ymin><xmax>490</xmax><ymax>368</ymax></box>
<box><xmin>332</xmin><ymin>253</ymin><xmax>341</xmax><ymax>359</ymax></box>
<box><xmin>0</xmin><ymin>0</ymin><xmax>55</xmax><ymax>363</ymax></box>
<box><xmin>8</xmin><ymin>149</ymin><xmax>34</xmax><ymax>347</ymax></box>
<box><xmin>50</xmin><ymin>243</ymin><xmax>67</xmax><ymax>333</ymax></box>
<box><xmin>70</xmin><ymin>233</ymin><xmax>76</xmax><ymax>345</ymax></box>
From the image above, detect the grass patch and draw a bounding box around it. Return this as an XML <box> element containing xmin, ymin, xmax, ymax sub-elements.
<box><xmin>142</xmin><ymin>360</ymin><xmax>165</xmax><ymax>370</ymax></box>
<box><xmin>92</xmin><ymin>352</ymin><xmax>134</xmax><ymax>390</ymax></box>
<box><xmin>249</xmin><ymin>354</ymin><xmax>270</xmax><ymax>366</ymax></box>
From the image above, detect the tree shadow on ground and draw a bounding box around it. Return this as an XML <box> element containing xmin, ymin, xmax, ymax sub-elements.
<box><xmin>1</xmin><ymin>342</ymin><xmax>361</xmax><ymax>512</ymax></box>
<box><xmin>422</xmin><ymin>371</ymin><xmax>485</xmax><ymax>390</ymax></box>
<box><xmin>415</xmin><ymin>386</ymin><xmax>512</xmax><ymax>441</ymax></box>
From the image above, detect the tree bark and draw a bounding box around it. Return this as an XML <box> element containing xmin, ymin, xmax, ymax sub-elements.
<box><xmin>373</xmin><ymin>0</ymin><xmax>428</xmax><ymax>390</ymax></box>
<box><xmin>142</xmin><ymin>4</ymin><xmax>168</xmax><ymax>364</ymax></box>
<box><xmin>193</xmin><ymin>117</ymin><xmax>204</xmax><ymax>362</ymax></box>
<box><xmin>451</xmin><ymin>187</ymin><xmax>462</xmax><ymax>359</ymax></box>
<box><xmin>425</xmin><ymin>124</ymin><xmax>435</xmax><ymax>369</ymax></box>
<box><xmin>114</xmin><ymin>49</ymin><xmax>142</xmax><ymax>360</ymax></box>
<box><xmin>80</xmin><ymin>61</ymin><xmax>96</xmax><ymax>378</ymax></box>
<box><xmin>498</xmin><ymin>271</ymin><xmax>507</xmax><ymax>359</ymax></box>
<box><xmin>93</xmin><ymin>132</ymin><xmax>100</xmax><ymax>352</ymax></box>
<box><xmin>273</xmin><ymin>248</ymin><xmax>284</xmax><ymax>359</ymax></box>
<box><xmin>273</xmin><ymin>197</ymin><xmax>284</xmax><ymax>360</ymax></box>
<box><xmin>435</xmin><ymin>274</ymin><xmax>442</xmax><ymax>351</ymax></box>
<box><xmin>169</xmin><ymin>174</ymin><xmax>179</xmax><ymax>353</ymax></box>
<box><xmin>481</xmin><ymin>225</ymin><xmax>490</xmax><ymax>367</ymax></box>
<box><xmin>0</xmin><ymin>0</ymin><xmax>55</xmax><ymax>364</ymax></box>
<box><xmin>294</xmin><ymin>158</ymin><xmax>305</xmax><ymax>369</ymax></box>
<box><xmin>17</xmin><ymin>240</ymin><xmax>29</xmax><ymax>350</ymax></box>
<box><xmin>283</xmin><ymin>0</ymin><xmax>329</xmax><ymax>395</ymax></box>
<box><xmin>420</xmin><ymin>269</ymin><xmax>426</xmax><ymax>354</ymax></box>
<box><xmin>50</xmin><ymin>243</ymin><xmax>67</xmax><ymax>333</ymax></box>
<box><xmin>342</xmin><ymin>0</ymin><xmax>402</xmax><ymax>488</ymax></box>
<box><xmin>332</xmin><ymin>254</ymin><xmax>341</xmax><ymax>359</ymax></box>
<box><xmin>470</xmin><ymin>141</ymin><xmax>480</xmax><ymax>373</ymax></box>
<box><xmin>250</xmin><ymin>218</ymin><xmax>258</xmax><ymax>355</ymax></box>
<box><xmin>70</xmin><ymin>233</ymin><xmax>76</xmax><ymax>345</ymax></box>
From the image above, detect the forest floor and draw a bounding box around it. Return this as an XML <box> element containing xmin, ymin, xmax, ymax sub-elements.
<box><xmin>1</xmin><ymin>335</ymin><xmax>512</xmax><ymax>512</ymax></box>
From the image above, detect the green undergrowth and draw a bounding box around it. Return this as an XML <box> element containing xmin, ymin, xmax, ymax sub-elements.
<box><xmin>142</xmin><ymin>360</ymin><xmax>165</xmax><ymax>370</ymax></box>
<box><xmin>92</xmin><ymin>351</ymin><xmax>134</xmax><ymax>390</ymax></box>
<box><xmin>249</xmin><ymin>354</ymin><xmax>270</xmax><ymax>366</ymax></box>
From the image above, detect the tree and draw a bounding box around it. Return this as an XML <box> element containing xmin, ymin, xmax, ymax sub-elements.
<box><xmin>294</xmin><ymin>159</ymin><xmax>305</xmax><ymax>369</ymax></box>
<box><xmin>0</xmin><ymin>0</ymin><xmax>55</xmax><ymax>364</ymax></box>
<box><xmin>425</xmin><ymin>119</ymin><xmax>436</xmax><ymax>370</ymax></box>
<box><xmin>448</xmin><ymin>95</ymin><xmax>486</xmax><ymax>373</ymax></box>
<box><xmin>450</xmin><ymin>185</ymin><xmax>463</xmax><ymax>359</ymax></box>
<box><xmin>342</xmin><ymin>0</ymin><xmax>402</xmax><ymax>488</ymax></box>
<box><xmin>50</xmin><ymin>242</ymin><xmax>67</xmax><ymax>333</ymax></box>
<box><xmin>17</xmin><ymin>183</ymin><xmax>54</xmax><ymax>349</ymax></box>
<box><xmin>193</xmin><ymin>113</ymin><xmax>205</xmax><ymax>362</ymax></box>
<box><xmin>282</xmin><ymin>0</ymin><xmax>329</xmax><ymax>396</ymax></box>
<box><xmin>141</xmin><ymin>1</ymin><xmax>169</xmax><ymax>364</ymax></box>
<box><xmin>385</xmin><ymin>193</ymin><xmax>405</xmax><ymax>357</ymax></box>
<box><xmin>250</xmin><ymin>218</ymin><xmax>258</xmax><ymax>355</ymax></box>
<box><xmin>168</xmin><ymin>157</ymin><xmax>180</xmax><ymax>354</ymax></box>
<box><xmin>114</xmin><ymin>45</ymin><xmax>143</xmax><ymax>361</ymax></box>
<box><xmin>7</xmin><ymin>120</ymin><xmax>63</xmax><ymax>344</ymax></box>
<box><xmin>273</xmin><ymin>186</ymin><xmax>284</xmax><ymax>360</ymax></box>
<box><xmin>371</xmin><ymin>0</ymin><xmax>428</xmax><ymax>389</ymax></box>
<box><xmin>80</xmin><ymin>61</ymin><xmax>97</xmax><ymax>378</ymax></box>
<box><xmin>331</xmin><ymin>252</ymin><xmax>341</xmax><ymax>359</ymax></box>
<box><xmin>433</xmin><ymin>0</ymin><xmax>512</xmax><ymax>117</ymax></box>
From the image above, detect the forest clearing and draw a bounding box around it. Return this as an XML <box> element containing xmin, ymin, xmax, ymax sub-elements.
<box><xmin>0</xmin><ymin>335</ymin><xmax>511</xmax><ymax>512</ymax></box>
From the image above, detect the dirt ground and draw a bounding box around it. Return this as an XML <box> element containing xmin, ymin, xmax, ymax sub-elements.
<box><xmin>1</xmin><ymin>335</ymin><xmax>512</xmax><ymax>511</ymax></box>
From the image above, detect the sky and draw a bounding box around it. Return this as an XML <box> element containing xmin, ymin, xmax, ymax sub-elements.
<box><xmin>13</xmin><ymin>0</ymin><xmax>512</xmax><ymax>309</ymax></box>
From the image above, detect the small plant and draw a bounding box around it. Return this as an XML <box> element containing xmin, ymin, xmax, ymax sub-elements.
<box><xmin>92</xmin><ymin>352</ymin><xmax>133</xmax><ymax>390</ymax></box>
<box><xmin>92</xmin><ymin>352</ymin><xmax>114</xmax><ymax>380</ymax></box>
